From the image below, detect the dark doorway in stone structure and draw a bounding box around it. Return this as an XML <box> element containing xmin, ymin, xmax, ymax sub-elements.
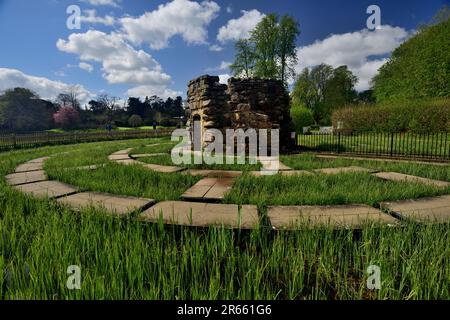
<box><xmin>192</xmin><ymin>114</ymin><xmax>202</xmax><ymax>151</ymax></box>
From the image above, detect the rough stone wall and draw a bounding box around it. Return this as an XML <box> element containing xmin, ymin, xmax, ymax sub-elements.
<box><xmin>187</xmin><ymin>75</ymin><xmax>229</xmax><ymax>131</ymax></box>
<box><xmin>187</xmin><ymin>75</ymin><xmax>293</xmax><ymax>149</ymax></box>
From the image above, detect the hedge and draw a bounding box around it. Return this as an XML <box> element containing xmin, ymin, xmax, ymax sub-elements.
<box><xmin>331</xmin><ymin>99</ymin><xmax>449</xmax><ymax>133</ymax></box>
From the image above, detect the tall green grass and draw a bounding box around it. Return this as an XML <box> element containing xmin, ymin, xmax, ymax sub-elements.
<box><xmin>0</xmin><ymin>139</ymin><xmax>449</xmax><ymax>299</ymax></box>
<box><xmin>224</xmin><ymin>172</ymin><xmax>448</xmax><ymax>207</ymax></box>
<box><xmin>281</xmin><ymin>153</ymin><xmax>450</xmax><ymax>181</ymax></box>
<box><xmin>0</xmin><ymin>189</ymin><xmax>448</xmax><ymax>299</ymax></box>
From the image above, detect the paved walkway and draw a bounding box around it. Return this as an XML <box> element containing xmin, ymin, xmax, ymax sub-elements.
<box><xmin>182</xmin><ymin>177</ymin><xmax>235</xmax><ymax>201</ymax></box>
<box><xmin>316</xmin><ymin>154</ymin><xmax>449</xmax><ymax>166</ymax></box>
<box><xmin>373</xmin><ymin>172</ymin><xmax>450</xmax><ymax>188</ymax></box>
<box><xmin>6</xmin><ymin>145</ymin><xmax>450</xmax><ymax>230</ymax></box>
<box><xmin>57</xmin><ymin>192</ymin><xmax>154</xmax><ymax>216</ymax></box>
<box><xmin>313</xmin><ymin>166</ymin><xmax>375</xmax><ymax>174</ymax></box>
<box><xmin>268</xmin><ymin>204</ymin><xmax>399</xmax><ymax>229</ymax></box>
<box><xmin>380</xmin><ymin>195</ymin><xmax>450</xmax><ymax>223</ymax></box>
<box><xmin>14</xmin><ymin>181</ymin><xmax>78</xmax><ymax>199</ymax></box>
<box><xmin>139</xmin><ymin>201</ymin><xmax>259</xmax><ymax>229</ymax></box>
<box><xmin>6</xmin><ymin>170</ymin><xmax>47</xmax><ymax>185</ymax></box>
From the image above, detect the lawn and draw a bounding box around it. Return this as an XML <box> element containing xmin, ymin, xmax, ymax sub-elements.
<box><xmin>1</xmin><ymin>138</ymin><xmax>449</xmax><ymax>299</ymax></box>
<box><xmin>297</xmin><ymin>132</ymin><xmax>450</xmax><ymax>159</ymax></box>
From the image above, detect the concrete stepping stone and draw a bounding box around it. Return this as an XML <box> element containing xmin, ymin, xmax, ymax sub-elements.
<box><xmin>111</xmin><ymin>148</ymin><xmax>133</xmax><ymax>155</ymax></box>
<box><xmin>5</xmin><ymin>170</ymin><xmax>47</xmax><ymax>186</ymax></box>
<box><xmin>267</xmin><ymin>204</ymin><xmax>399</xmax><ymax>230</ymax></box>
<box><xmin>186</xmin><ymin>169</ymin><xmax>242</xmax><ymax>178</ymax></box>
<box><xmin>316</xmin><ymin>154</ymin><xmax>449</xmax><ymax>167</ymax></box>
<box><xmin>313</xmin><ymin>166</ymin><xmax>375</xmax><ymax>174</ymax></box>
<box><xmin>182</xmin><ymin>178</ymin><xmax>235</xmax><ymax>201</ymax></box>
<box><xmin>114</xmin><ymin>159</ymin><xmax>139</xmax><ymax>166</ymax></box>
<box><xmin>380</xmin><ymin>195</ymin><xmax>450</xmax><ymax>223</ymax></box>
<box><xmin>14</xmin><ymin>181</ymin><xmax>78</xmax><ymax>199</ymax></box>
<box><xmin>108</xmin><ymin>149</ymin><xmax>133</xmax><ymax>161</ymax></box>
<box><xmin>141</xmin><ymin>163</ymin><xmax>184</xmax><ymax>173</ymax></box>
<box><xmin>139</xmin><ymin>201</ymin><xmax>259</xmax><ymax>229</ymax></box>
<box><xmin>108</xmin><ymin>154</ymin><xmax>131</xmax><ymax>161</ymax></box>
<box><xmin>373</xmin><ymin>172</ymin><xmax>450</xmax><ymax>188</ymax></box>
<box><xmin>15</xmin><ymin>162</ymin><xmax>44</xmax><ymax>173</ymax></box>
<box><xmin>250</xmin><ymin>170</ymin><xmax>314</xmax><ymax>177</ymax></box>
<box><xmin>131</xmin><ymin>153</ymin><xmax>167</xmax><ymax>158</ymax></box>
<box><xmin>57</xmin><ymin>192</ymin><xmax>154</xmax><ymax>216</ymax></box>
<box><xmin>146</xmin><ymin>142</ymin><xmax>173</xmax><ymax>147</ymax></box>
<box><xmin>27</xmin><ymin>157</ymin><xmax>50</xmax><ymax>164</ymax></box>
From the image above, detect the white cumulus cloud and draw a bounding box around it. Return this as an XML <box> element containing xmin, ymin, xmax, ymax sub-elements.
<box><xmin>81</xmin><ymin>0</ymin><xmax>120</xmax><ymax>8</ymax></box>
<box><xmin>206</xmin><ymin>61</ymin><xmax>231</xmax><ymax>72</ymax></box>
<box><xmin>127</xmin><ymin>85</ymin><xmax>181</xmax><ymax>100</ymax></box>
<box><xmin>295</xmin><ymin>25</ymin><xmax>411</xmax><ymax>91</ymax></box>
<box><xmin>217</xmin><ymin>9</ymin><xmax>265</xmax><ymax>43</ymax></box>
<box><xmin>79</xmin><ymin>62</ymin><xmax>94</xmax><ymax>73</ymax></box>
<box><xmin>0</xmin><ymin>68</ymin><xmax>93</xmax><ymax>105</ymax></box>
<box><xmin>120</xmin><ymin>0</ymin><xmax>220</xmax><ymax>50</ymax></box>
<box><xmin>80</xmin><ymin>9</ymin><xmax>116</xmax><ymax>26</ymax></box>
<box><xmin>209</xmin><ymin>44</ymin><xmax>223</xmax><ymax>52</ymax></box>
<box><xmin>57</xmin><ymin>30</ymin><xmax>179</xmax><ymax>99</ymax></box>
<box><xmin>57</xmin><ymin>30</ymin><xmax>172</xmax><ymax>86</ymax></box>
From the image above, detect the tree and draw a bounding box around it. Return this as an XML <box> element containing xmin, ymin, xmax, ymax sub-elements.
<box><xmin>231</xmin><ymin>13</ymin><xmax>300</xmax><ymax>83</ymax></box>
<box><xmin>250</xmin><ymin>13</ymin><xmax>279</xmax><ymax>79</ymax></box>
<box><xmin>357</xmin><ymin>90</ymin><xmax>376</xmax><ymax>104</ymax></box>
<box><xmin>55</xmin><ymin>86</ymin><xmax>81</xmax><ymax>110</ymax></box>
<box><xmin>277</xmin><ymin>15</ymin><xmax>300</xmax><ymax>85</ymax></box>
<box><xmin>291</xmin><ymin>64</ymin><xmax>358</xmax><ymax>124</ymax></box>
<box><xmin>323</xmin><ymin>66</ymin><xmax>357</xmax><ymax>108</ymax></box>
<box><xmin>88</xmin><ymin>99</ymin><xmax>107</xmax><ymax>115</ymax></box>
<box><xmin>230</xmin><ymin>39</ymin><xmax>256</xmax><ymax>78</ymax></box>
<box><xmin>128</xmin><ymin>114</ymin><xmax>143</xmax><ymax>127</ymax></box>
<box><xmin>372</xmin><ymin>7</ymin><xmax>450</xmax><ymax>102</ymax></box>
<box><xmin>0</xmin><ymin>88</ymin><xmax>55</xmax><ymax>132</ymax></box>
<box><xmin>291</xmin><ymin>103</ymin><xmax>314</xmax><ymax>133</ymax></box>
<box><xmin>97</xmin><ymin>94</ymin><xmax>119</xmax><ymax>122</ymax></box>
<box><xmin>127</xmin><ymin>97</ymin><xmax>146</xmax><ymax>117</ymax></box>
<box><xmin>53</xmin><ymin>106</ymin><xmax>80</xmax><ymax>129</ymax></box>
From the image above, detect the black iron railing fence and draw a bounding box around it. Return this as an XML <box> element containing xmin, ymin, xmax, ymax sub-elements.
<box><xmin>297</xmin><ymin>132</ymin><xmax>450</xmax><ymax>161</ymax></box>
<box><xmin>0</xmin><ymin>129</ymin><xmax>173</xmax><ymax>151</ymax></box>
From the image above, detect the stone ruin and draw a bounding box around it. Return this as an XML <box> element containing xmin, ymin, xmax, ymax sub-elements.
<box><xmin>187</xmin><ymin>75</ymin><xmax>294</xmax><ymax>151</ymax></box>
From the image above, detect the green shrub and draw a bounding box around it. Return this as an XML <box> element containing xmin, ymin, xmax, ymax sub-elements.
<box><xmin>332</xmin><ymin>98</ymin><xmax>449</xmax><ymax>133</ymax></box>
<box><xmin>291</xmin><ymin>104</ymin><xmax>315</xmax><ymax>133</ymax></box>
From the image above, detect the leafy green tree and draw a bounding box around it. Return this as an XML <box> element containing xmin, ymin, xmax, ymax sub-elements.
<box><xmin>277</xmin><ymin>15</ymin><xmax>300</xmax><ymax>85</ymax></box>
<box><xmin>292</xmin><ymin>64</ymin><xmax>358</xmax><ymax>124</ymax></box>
<box><xmin>324</xmin><ymin>66</ymin><xmax>358</xmax><ymax>109</ymax></box>
<box><xmin>291</xmin><ymin>103</ymin><xmax>314</xmax><ymax>133</ymax></box>
<box><xmin>229</xmin><ymin>39</ymin><xmax>256</xmax><ymax>78</ymax></box>
<box><xmin>250</xmin><ymin>13</ymin><xmax>279</xmax><ymax>79</ymax></box>
<box><xmin>231</xmin><ymin>13</ymin><xmax>300</xmax><ymax>83</ymax></box>
<box><xmin>372</xmin><ymin>8</ymin><xmax>450</xmax><ymax>102</ymax></box>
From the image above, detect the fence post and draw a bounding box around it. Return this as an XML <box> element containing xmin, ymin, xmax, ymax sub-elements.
<box><xmin>390</xmin><ymin>132</ymin><xmax>394</xmax><ymax>157</ymax></box>
<box><xmin>337</xmin><ymin>132</ymin><xmax>341</xmax><ymax>153</ymax></box>
<box><xmin>12</xmin><ymin>133</ymin><xmax>16</xmax><ymax>148</ymax></box>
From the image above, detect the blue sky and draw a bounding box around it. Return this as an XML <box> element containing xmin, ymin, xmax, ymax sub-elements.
<box><xmin>0</xmin><ymin>0</ymin><xmax>446</xmax><ymax>105</ymax></box>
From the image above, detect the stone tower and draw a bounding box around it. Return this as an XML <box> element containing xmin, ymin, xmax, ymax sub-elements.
<box><xmin>187</xmin><ymin>75</ymin><xmax>294</xmax><ymax>150</ymax></box>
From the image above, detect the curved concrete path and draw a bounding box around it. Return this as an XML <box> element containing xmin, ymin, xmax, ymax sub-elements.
<box><xmin>5</xmin><ymin>144</ymin><xmax>450</xmax><ymax>230</ymax></box>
